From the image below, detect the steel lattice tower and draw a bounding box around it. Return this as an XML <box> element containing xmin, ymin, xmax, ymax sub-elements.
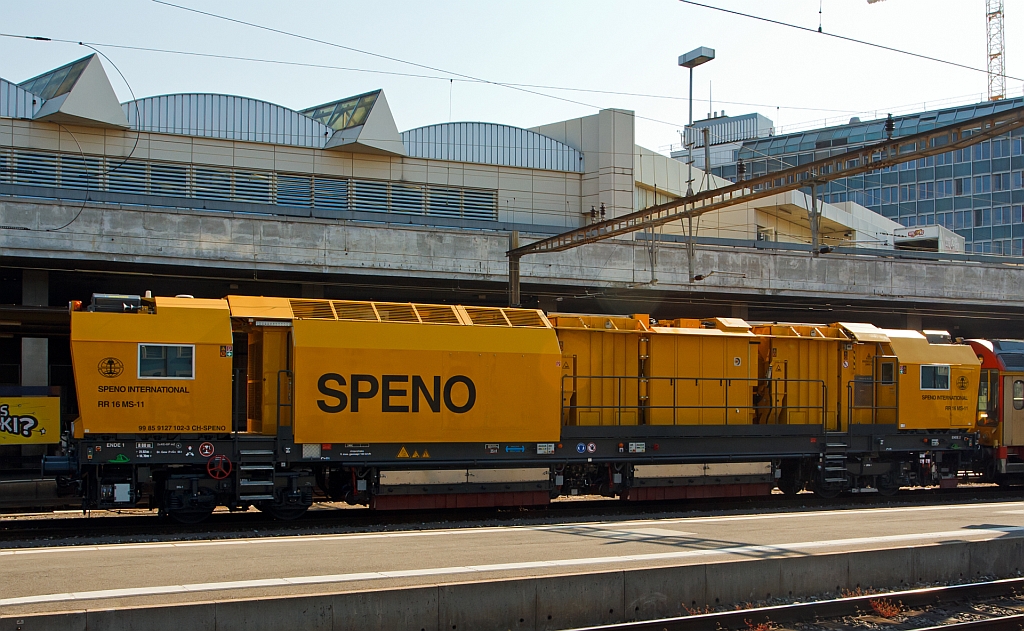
<box><xmin>987</xmin><ymin>0</ymin><xmax>1006</xmax><ymax>100</ymax></box>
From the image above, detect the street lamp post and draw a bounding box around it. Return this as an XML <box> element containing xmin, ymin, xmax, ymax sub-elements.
<box><xmin>679</xmin><ymin>46</ymin><xmax>715</xmax><ymax>127</ymax></box>
<box><xmin>678</xmin><ymin>47</ymin><xmax>715</xmax><ymax>282</ymax></box>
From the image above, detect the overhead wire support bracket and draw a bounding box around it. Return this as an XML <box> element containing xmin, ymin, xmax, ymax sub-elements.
<box><xmin>506</xmin><ymin>104</ymin><xmax>1024</xmax><ymax>262</ymax></box>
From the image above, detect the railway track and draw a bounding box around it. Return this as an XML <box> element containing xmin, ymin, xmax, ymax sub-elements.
<box><xmin>573</xmin><ymin>578</ymin><xmax>1024</xmax><ymax>630</ymax></box>
<box><xmin>0</xmin><ymin>485</ymin><xmax>1022</xmax><ymax>547</ymax></box>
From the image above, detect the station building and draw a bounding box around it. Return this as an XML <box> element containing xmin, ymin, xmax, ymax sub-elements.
<box><xmin>684</xmin><ymin>98</ymin><xmax>1024</xmax><ymax>255</ymax></box>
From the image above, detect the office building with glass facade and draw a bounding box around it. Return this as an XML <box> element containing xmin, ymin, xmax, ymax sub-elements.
<box><xmin>703</xmin><ymin>97</ymin><xmax>1024</xmax><ymax>255</ymax></box>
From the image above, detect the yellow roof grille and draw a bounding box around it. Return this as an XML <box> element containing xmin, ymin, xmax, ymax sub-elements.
<box><xmin>463</xmin><ymin>307</ymin><xmax>510</xmax><ymax>326</ymax></box>
<box><xmin>373</xmin><ymin>302</ymin><xmax>420</xmax><ymax>323</ymax></box>
<box><xmin>332</xmin><ymin>300</ymin><xmax>379</xmax><ymax>321</ymax></box>
<box><xmin>288</xmin><ymin>299</ymin><xmax>336</xmax><ymax>320</ymax></box>
<box><xmin>414</xmin><ymin>304</ymin><xmax>462</xmax><ymax>324</ymax></box>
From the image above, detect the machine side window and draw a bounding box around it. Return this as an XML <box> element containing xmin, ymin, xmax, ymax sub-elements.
<box><xmin>139</xmin><ymin>344</ymin><xmax>195</xmax><ymax>379</ymax></box>
<box><xmin>920</xmin><ymin>365</ymin><xmax>950</xmax><ymax>390</ymax></box>
<box><xmin>1015</xmin><ymin>380</ymin><xmax>1024</xmax><ymax>410</ymax></box>
<box><xmin>880</xmin><ymin>362</ymin><xmax>895</xmax><ymax>385</ymax></box>
<box><xmin>974</xmin><ymin>368</ymin><xmax>991</xmax><ymax>413</ymax></box>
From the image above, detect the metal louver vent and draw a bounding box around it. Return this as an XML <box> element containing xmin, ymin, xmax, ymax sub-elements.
<box><xmin>332</xmin><ymin>301</ymin><xmax>379</xmax><ymax>321</ymax></box>
<box><xmin>314</xmin><ymin>177</ymin><xmax>348</xmax><ymax>212</ymax></box>
<box><xmin>503</xmin><ymin>309</ymin><xmax>546</xmax><ymax>327</ymax></box>
<box><xmin>373</xmin><ymin>302</ymin><xmax>420</xmax><ymax>323</ymax></box>
<box><xmin>13</xmin><ymin>151</ymin><xmax>57</xmax><ymax>187</ymax></box>
<box><xmin>463</xmin><ymin>307</ymin><xmax>510</xmax><ymax>327</ymax></box>
<box><xmin>288</xmin><ymin>299</ymin><xmax>336</xmax><ymax>320</ymax></box>
<box><xmin>414</xmin><ymin>304</ymin><xmax>462</xmax><ymax>324</ymax></box>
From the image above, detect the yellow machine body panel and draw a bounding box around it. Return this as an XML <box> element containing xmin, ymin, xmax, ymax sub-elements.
<box><xmin>0</xmin><ymin>397</ymin><xmax>60</xmax><ymax>444</ymax></box>
<box><xmin>290</xmin><ymin>314</ymin><xmax>562</xmax><ymax>444</ymax></box>
<box><xmin>752</xmin><ymin>324</ymin><xmax>848</xmax><ymax>428</ymax></box>
<box><xmin>647</xmin><ymin>324</ymin><xmax>757</xmax><ymax>426</ymax></box>
<box><xmin>71</xmin><ymin>297</ymin><xmax>233</xmax><ymax>436</ymax></box>
<box><xmin>885</xmin><ymin>330</ymin><xmax>980</xmax><ymax>430</ymax></box>
<box><xmin>552</xmin><ymin>315</ymin><xmax>757</xmax><ymax>427</ymax></box>
<box><xmin>551</xmin><ymin>314</ymin><xmax>647</xmax><ymax>426</ymax></box>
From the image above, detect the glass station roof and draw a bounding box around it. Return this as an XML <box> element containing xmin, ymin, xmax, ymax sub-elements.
<box><xmin>301</xmin><ymin>90</ymin><xmax>379</xmax><ymax>131</ymax></box>
<box><xmin>19</xmin><ymin>55</ymin><xmax>91</xmax><ymax>101</ymax></box>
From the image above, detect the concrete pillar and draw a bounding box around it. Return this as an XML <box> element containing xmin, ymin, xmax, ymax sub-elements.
<box><xmin>731</xmin><ymin>303</ymin><xmax>749</xmax><ymax>320</ymax></box>
<box><xmin>905</xmin><ymin>313</ymin><xmax>923</xmax><ymax>332</ymax></box>
<box><xmin>21</xmin><ymin>270</ymin><xmax>48</xmax><ymax>387</ymax></box>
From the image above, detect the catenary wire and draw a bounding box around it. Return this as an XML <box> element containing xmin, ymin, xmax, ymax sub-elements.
<box><xmin>677</xmin><ymin>0</ymin><xmax>1024</xmax><ymax>82</ymax></box>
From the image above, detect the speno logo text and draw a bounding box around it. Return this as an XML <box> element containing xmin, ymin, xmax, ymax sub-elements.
<box><xmin>316</xmin><ymin>374</ymin><xmax>476</xmax><ymax>414</ymax></box>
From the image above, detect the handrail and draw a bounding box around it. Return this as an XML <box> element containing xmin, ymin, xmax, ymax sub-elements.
<box><xmin>561</xmin><ymin>374</ymin><xmax>828</xmax><ymax>426</ymax></box>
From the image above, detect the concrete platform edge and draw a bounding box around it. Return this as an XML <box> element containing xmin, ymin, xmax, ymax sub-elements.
<box><xmin>2</xmin><ymin>537</ymin><xmax>1022</xmax><ymax>631</ymax></box>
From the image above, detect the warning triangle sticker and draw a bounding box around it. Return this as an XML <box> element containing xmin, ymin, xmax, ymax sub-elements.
<box><xmin>411</xmin><ymin>450</ymin><xmax>420</xmax><ymax>458</ymax></box>
<box><xmin>397</xmin><ymin>446</ymin><xmax>409</xmax><ymax>458</ymax></box>
<box><xmin>422</xmin><ymin>449</ymin><xmax>430</xmax><ymax>458</ymax></box>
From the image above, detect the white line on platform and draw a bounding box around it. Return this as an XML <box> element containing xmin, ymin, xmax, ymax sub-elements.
<box><xmin>1</xmin><ymin>526</ymin><xmax>1021</xmax><ymax>607</ymax></box>
<box><xmin>2</xmin><ymin>500</ymin><xmax>1022</xmax><ymax>559</ymax></box>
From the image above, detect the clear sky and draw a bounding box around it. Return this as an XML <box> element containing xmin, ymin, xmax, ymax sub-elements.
<box><xmin>1</xmin><ymin>0</ymin><xmax>1018</xmax><ymax>152</ymax></box>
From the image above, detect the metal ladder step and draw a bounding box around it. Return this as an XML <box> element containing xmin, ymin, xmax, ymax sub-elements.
<box><xmin>239</xmin><ymin>464</ymin><xmax>275</xmax><ymax>472</ymax></box>
<box><xmin>824</xmin><ymin>477</ymin><xmax>848</xmax><ymax>483</ymax></box>
<box><xmin>239</xmin><ymin>494</ymin><xmax>274</xmax><ymax>501</ymax></box>
<box><xmin>239</xmin><ymin>480</ymin><xmax>275</xmax><ymax>487</ymax></box>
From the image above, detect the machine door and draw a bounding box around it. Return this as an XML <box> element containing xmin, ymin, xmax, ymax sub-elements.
<box><xmin>1003</xmin><ymin>376</ymin><xmax>1024</xmax><ymax>446</ymax></box>
<box><xmin>874</xmin><ymin>357</ymin><xmax>898</xmax><ymax>425</ymax></box>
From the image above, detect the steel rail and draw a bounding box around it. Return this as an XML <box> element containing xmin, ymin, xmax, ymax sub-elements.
<box><xmin>913</xmin><ymin>613</ymin><xmax>1024</xmax><ymax>630</ymax></box>
<box><xmin>508</xmin><ymin>104</ymin><xmax>1024</xmax><ymax>259</ymax></box>
<box><xmin>570</xmin><ymin>576</ymin><xmax>1024</xmax><ymax>631</ymax></box>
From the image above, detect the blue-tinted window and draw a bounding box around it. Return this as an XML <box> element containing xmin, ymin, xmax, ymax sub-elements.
<box><xmin>139</xmin><ymin>344</ymin><xmax>194</xmax><ymax>379</ymax></box>
<box><xmin>992</xmin><ymin>138</ymin><xmax>1011</xmax><ymax>159</ymax></box>
<box><xmin>974</xmin><ymin>175</ymin><xmax>992</xmax><ymax>193</ymax></box>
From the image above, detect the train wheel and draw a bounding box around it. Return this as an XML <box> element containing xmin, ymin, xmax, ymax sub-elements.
<box><xmin>877</xmin><ymin>472</ymin><xmax>900</xmax><ymax>497</ymax></box>
<box><xmin>161</xmin><ymin>486</ymin><xmax>217</xmax><ymax>524</ymax></box>
<box><xmin>812</xmin><ymin>478</ymin><xmax>842</xmax><ymax>499</ymax></box>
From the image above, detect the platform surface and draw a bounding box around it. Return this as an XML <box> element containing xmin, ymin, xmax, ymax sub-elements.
<box><xmin>2</xmin><ymin>500</ymin><xmax>1024</xmax><ymax>615</ymax></box>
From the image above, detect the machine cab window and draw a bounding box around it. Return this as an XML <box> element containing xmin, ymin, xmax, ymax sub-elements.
<box><xmin>979</xmin><ymin>369</ymin><xmax>999</xmax><ymax>413</ymax></box>
<box><xmin>139</xmin><ymin>344</ymin><xmax>195</xmax><ymax>379</ymax></box>
<box><xmin>920</xmin><ymin>365</ymin><xmax>950</xmax><ymax>390</ymax></box>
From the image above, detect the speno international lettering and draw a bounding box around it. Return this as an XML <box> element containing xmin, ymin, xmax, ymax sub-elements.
<box><xmin>316</xmin><ymin>373</ymin><xmax>476</xmax><ymax>414</ymax></box>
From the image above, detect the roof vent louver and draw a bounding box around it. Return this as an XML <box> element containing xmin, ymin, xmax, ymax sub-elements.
<box><xmin>463</xmin><ymin>307</ymin><xmax>510</xmax><ymax>327</ymax></box>
<box><xmin>373</xmin><ymin>302</ymin><xmax>420</xmax><ymax>323</ymax></box>
<box><xmin>414</xmin><ymin>304</ymin><xmax>462</xmax><ymax>324</ymax></box>
<box><xmin>331</xmin><ymin>301</ymin><xmax>379</xmax><ymax>321</ymax></box>
<box><xmin>288</xmin><ymin>299</ymin><xmax>336</xmax><ymax>320</ymax></box>
<box><xmin>503</xmin><ymin>309</ymin><xmax>546</xmax><ymax>328</ymax></box>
